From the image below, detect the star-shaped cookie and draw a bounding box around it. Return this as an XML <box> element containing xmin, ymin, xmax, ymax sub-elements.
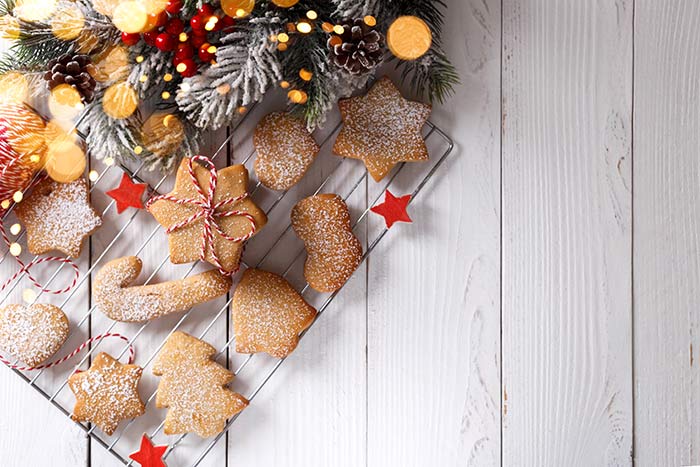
<box><xmin>68</xmin><ymin>352</ymin><xmax>145</xmax><ymax>435</ymax></box>
<box><xmin>232</xmin><ymin>269</ymin><xmax>317</xmax><ymax>358</ymax></box>
<box><xmin>333</xmin><ymin>77</ymin><xmax>432</xmax><ymax>182</ymax></box>
<box><xmin>148</xmin><ymin>158</ymin><xmax>267</xmax><ymax>274</ymax></box>
<box><xmin>15</xmin><ymin>178</ymin><xmax>102</xmax><ymax>258</ymax></box>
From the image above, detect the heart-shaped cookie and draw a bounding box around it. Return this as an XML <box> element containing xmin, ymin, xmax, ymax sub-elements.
<box><xmin>0</xmin><ymin>304</ymin><xmax>69</xmax><ymax>367</ymax></box>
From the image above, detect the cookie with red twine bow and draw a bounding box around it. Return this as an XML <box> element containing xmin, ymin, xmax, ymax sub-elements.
<box><xmin>147</xmin><ymin>156</ymin><xmax>267</xmax><ymax>276</ymax></box>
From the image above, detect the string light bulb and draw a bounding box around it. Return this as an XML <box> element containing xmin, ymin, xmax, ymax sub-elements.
<box><xmin>296</xmin><ymin>21</ymin><xmax>312</xmax><ymax>34</ymax></box>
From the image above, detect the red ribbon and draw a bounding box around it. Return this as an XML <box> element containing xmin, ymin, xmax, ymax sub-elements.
<box><xmin>146</xmin><ymin>155</ymin><xmax>256</xmax><ymax>276</ymax></box>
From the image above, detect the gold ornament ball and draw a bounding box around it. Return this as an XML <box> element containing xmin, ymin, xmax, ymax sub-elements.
<box><xmin>386</xmin><ymin>16</ymin><xmax>433</xmax><ymax>61</ymax></box>
<box><xmin>45</xmin><ymin>140</ymin><xmax>86</xmax><ymax>183</ymax></box>
<box><xmin>221</xmin><ymin>0</ymin><xmax>254</xmax><ymax>18</ymax></box>
<box><xmin>102</xmin><ymin>82</ymin><xmax>139</xmax><ymax>120</ymax></box>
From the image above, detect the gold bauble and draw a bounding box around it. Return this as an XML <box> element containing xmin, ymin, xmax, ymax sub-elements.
<box><xmin>271</xmin><ymin>0</ymin><xmax>299</xmax><ymax>7</ymax></box>
<box><xmin>386</xmin><ymin>16</ymin><xmax>433</xmax><ymax>61</ymax></box>
<box><xmin>51</xmin><ymin>4</ymin><xmax>85</xmax><ymax>41</ymax></box>
<box><xmin>141</xmin><ymin>112</ymin><xmax>185</xmax><ymax>158</ymax></box>
<box><xmin>221</xmin><ymin>0</ymin><xmax>254</xmax><ymax>18</ymax></box>
<box><xmin>45</xmin><ymin>140</ymin><xmax>86</xmax><ymax>183</ymax></box>
<box><xmin>112</xmin><ymin>1</ymin><xmax>148</xmax><ymax>33</ymax></box>
<box><xmin>102</xmin><ymin>82</ymin><xmax>138</xmax><ymax>120</ymax></box>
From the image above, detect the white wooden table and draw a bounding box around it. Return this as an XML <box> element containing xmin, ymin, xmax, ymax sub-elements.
<box><xmin>2</xmin><ymin>0</ymin><xmax>699</xmax><ymax>465</ymax></box>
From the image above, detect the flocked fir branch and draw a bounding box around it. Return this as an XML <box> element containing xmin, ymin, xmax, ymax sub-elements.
<box><xmin>0</xmin><ymin>0</ymin><xmax>459</xmax><ymax>173</ymax></box>
<box><xmin>176</xmin><ymin>14</ymin><xmax>283</xmax><ymax>130</ymax></box>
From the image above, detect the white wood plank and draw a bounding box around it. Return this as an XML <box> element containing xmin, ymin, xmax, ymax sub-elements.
<box><xmin>633</xmin><ymin>2</ymin><xmax>700</xmax><ymax>465</ymax></box>
<box><xmin>366</xmin><ymin>0</ymin><xmax>502</xmax><ymax>466</ymax></box>
<box><xmin>501</xmin><ymin>1</ymin><xmax>633</xmax><ymax>465</ymax></box>
<box><xmin>226</xmin><ymin>95</ymin><xmax>368</xmax><ymax>467</ymax></box>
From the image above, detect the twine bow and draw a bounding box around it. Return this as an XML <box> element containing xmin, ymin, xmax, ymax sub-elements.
<box><xmin>146</xmin><ymin>155</ymin><xmax>256</xmax><ymax>276</ymax></box>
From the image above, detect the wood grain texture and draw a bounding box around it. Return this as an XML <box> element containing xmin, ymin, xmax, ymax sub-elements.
<box><xmin>633</xmin><ymin>2</ymin><xmax>700</xmax><ymax>466</ymax></box>
<box><xmin>501</xmin><ymin>1</ymin><xmax>633</xmax><ymax>465</ymax></box>
<box><xmin>366</xmin><ymin>0</ymin><xmax>502</xmax><ymax>466</ymax></box>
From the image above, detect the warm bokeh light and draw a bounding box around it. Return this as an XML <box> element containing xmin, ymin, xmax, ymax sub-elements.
<box><xmin>102</xmin><ymin>82</ymin><xmax>139</xmax><ymax>119</ymax></box>
<box><xmin>296</xmin><ymin>21</ymin><xmax>312</xmax><ymax>34</ymax></box>
<box><xmin>271</xmin><ymin>0</ymin><xmax>299</xmax><ymax>7</ymax></box>
<box><xmin>299</xmin><ymin>68</ymin><xmax>313</xmax><ymax>81</ymax></box>
<box><xmin>14</xmin><ymin>0</ymin><xmax>57</xmax><ymax>22</ymax></box>
<box><xmin>91</xmin><ymin>46</ymin><xmax>130</xmax><ymax>82</ymax></box>
<box><xmin>0</xmin><ymin>72</ymin><xmax>29</xmax><ymax>104</ymax></box>
<box><xmin>51</xmin><ymin>4</ymin><xmax>85</xmax><ymax>41</ymax></box>
<box><xmin>45</xmin><ymin>139</ymin><xmax>86</xmax><ymax>183</ymax></box>
<box><xmin>221</xmin><ymin>0</ymin><xmax>254</xmax><ymax>18</ymax></box>
<box><xmin>142</xmin><ymin>112</ymin><xmax>185</xmax><ymax>158</ymax></box>
<box><xmin>49</xmin><ymin>84</ymin><xmax>84</xmax><ymax>121</ymax></box>
<box><xmin>0</xmin><ymin>15</ymin><xmax>20</xmax><ymax>40</ymax></box>
<box><xmin>112</xmin><ymin>1</ymin><xmax>148</xmax><ymax>33</ymax></box>
<box><xmin>387</xmin><ymin>16</ymin><xmax>433</xmax><ymax>61</ymax></box>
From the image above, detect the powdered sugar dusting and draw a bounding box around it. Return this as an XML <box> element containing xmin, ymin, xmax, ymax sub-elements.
<box><xmin>333</xmin><ymin>77</ymin><xmax>432</xmax><ymax>181</ymax></box>
<box><xmin>68</xmin><ymin>352</ymin><xmax>145</xmax><ymax>435</ymax></box>
<box><xmin>291</xmin><ymin>194</ymin><xmax>363</xmax><ymax>293</ymax></box>
<box><xmin>0</xmin><ymin>303</ymin><xmax>69</xmax><ymax>367</ymax></box>
<box><xmin>16</xmin><ymin>178</ymin><xmax>102</xmax><ymax>258</ymax></box>
<box><xmin>94</xmin><ymin>256</ymin><xmax>232</xmax><ymax>323</ymax></box>
<box><xmin>153</xmin><ymin>331</ymin><xmax>248</xmax><ymax>438</ymax></box>
<box><xmin>232</xmin><ymin>269</ymin><xmax>317</xmax><ymax>358</ymax></box>
<box><xmin>253</xmin><ymin>112</ymin><xmax>320</xmax><ymax>191</ymax></box>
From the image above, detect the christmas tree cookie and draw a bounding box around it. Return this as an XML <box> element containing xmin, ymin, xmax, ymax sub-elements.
<box><xmin>153</xmin><ymin>331</ymin><xmax>248</xmax><ymax>438</ymax></box>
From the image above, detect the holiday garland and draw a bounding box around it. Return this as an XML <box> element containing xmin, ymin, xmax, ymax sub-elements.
<box><xmin>0</xmin><ymin>0</ymin><xmax>458</xmax><ymax>173</ymax></box>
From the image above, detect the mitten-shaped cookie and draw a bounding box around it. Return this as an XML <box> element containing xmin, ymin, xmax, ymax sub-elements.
<box><xmin>291</xmin><ymin>194</ymin><xmax>363</xmax><ymax>292</ymax></box>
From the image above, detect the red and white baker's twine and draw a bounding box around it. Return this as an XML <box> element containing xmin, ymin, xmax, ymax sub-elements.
<box><xmin>0</xmin><ymin>333</ymin><xmax>135</xmax><ymax>372</ymax></box>
<box><xmin>0</xmin><ymin>120</ymin><xmax>80</xmax><ymax>296</ymax></box>
<box><xmin>146</xmin><ymin>155</ymin><xmax>256</xmax><ymax>276</ymax></box>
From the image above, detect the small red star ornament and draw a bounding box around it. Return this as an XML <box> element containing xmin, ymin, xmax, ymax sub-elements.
<box><xmin>129</xmin><ymin>434</ymin><xmax>168</xmax><ymax>467</ymax></box>
<box><xmin>371</xmin><ymin>190</ymin><xmax>412</xmax><ymax>228</ymax></box>
<box><xmin>107</xmin><ymin>173</ymin><xmax>147</xmax><ymax>214</ymax></box>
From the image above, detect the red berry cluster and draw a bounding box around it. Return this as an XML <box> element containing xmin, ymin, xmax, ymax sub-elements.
<box><xmin>120</xmin><ymin>1</ymin><xmax>236</xmax><ymax>78</ymax></box>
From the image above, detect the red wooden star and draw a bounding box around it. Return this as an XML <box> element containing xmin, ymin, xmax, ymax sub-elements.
<box><xmin>107</xmin><ymin>173</ymin><xmax>147</xmax><ymax>214</ymax></box>
<box><xmin>371</xmin><ymin>190</ymin><xmax>412</xmax><ymax>228</ymax></box>
<box><xmin>129</xmin><ymin>434</ymin><xmax>168</xmax><ymax>467</ymax></box>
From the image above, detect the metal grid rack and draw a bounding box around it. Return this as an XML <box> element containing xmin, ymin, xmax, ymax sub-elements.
<box><xmin>0</xmin><ymin>109</ymin><xmax>454</xmax><ymax>466</ymax></box>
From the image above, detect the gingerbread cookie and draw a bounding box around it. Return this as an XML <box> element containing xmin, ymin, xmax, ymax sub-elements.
<box><xmin>68</xmin><ymin>352</ymin><xmax>145</xmax><ymax>435</ymax></box>
<box><xmin>94</xmin><ymin>256</ymin><xmax>232</xmax><ymax>322</ymax></box>
<box><xmin>148</xmin><ymin>158</ymin><xmax>267</xmax><ymax>274</ymax></box>
<box><xmin>0</xmin><ymin>303</ymin><xmax>69</xmax><ymax>367</ymax></box>
<box><xmin>253</xmin><ymin>112</ymin><xmax>320</xmax><ymax>191</ymax></box>
<box><xmin>15</xmin><ymin>178</ymin><xmax>102</xmax><ymax>258</ymax></box>
<box><xmin>232</xmin><ymin>269</ymin><xmax>317</xmax><ymax>358</ymax></box>
<box><xmin>333</xmin><ymin>77</ymin><xmax>431</xmax><ymax>181</ymax></box>
<box><xmin>291</xmin><ymin>194</ymin><xmax>363</xmax><ymax>293</ymax></box>
<box><xmin>153</xmin><ymin>331</ymin><xmax>248</xmax><ymax>437</ymax></box>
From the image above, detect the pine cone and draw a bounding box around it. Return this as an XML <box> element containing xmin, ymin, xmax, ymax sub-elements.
<box><xmin>44</xmin><ymin>54</ymin><xmax>97</xmax><ymax>103</ymax></box>
<box><xmin>328</xmin><ymin>18</ymin><xmax>384</xmax><ymax>75</ymax></box>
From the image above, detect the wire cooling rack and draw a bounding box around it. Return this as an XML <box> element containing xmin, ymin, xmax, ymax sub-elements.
<box><xmin>0</xmin><ymin>106</ymin><xmax>454</xmax><ymax>466</ymax></box>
